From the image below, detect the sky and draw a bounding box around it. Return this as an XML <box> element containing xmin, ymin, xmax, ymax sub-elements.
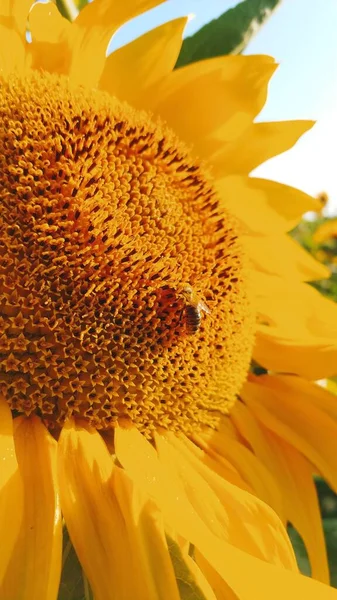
<box><xmin>110</xmin><ymin>0</ymin><xmax>337</xmax><ymax>215</ymax></box>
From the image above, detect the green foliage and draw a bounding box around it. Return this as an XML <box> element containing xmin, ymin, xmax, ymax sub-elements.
<box><xmin>289</xmin><ymin>519</ymin><xmax>337</xmax><ymax>587</ymax></box>
<box><xmin>316</xmin><ymin>478</ymin><xmax>337</xmax><ymax>520</ymax></box>
<box><xmin>56</xmin><ymin>0</ymin><xmax>89</xmax><ymax>20</ymax></box>
<box><xmin>58</xmin><ymin>528</ymin><xmax>93</xmax><ymax>600</ymax></box>
<box><xmin>176</xmin><ymin>0</ymin><xmax>282</xmax><ymax>68</ymax></box>
<box><xmin>167</xmin><ymin>536</ymin><xmax>208</xmax><ymax>600</ymax></box>
<box><xmin>287</xmin><ymin>526</ymin><xmax>311</xmax><ymax>577</ymax></box>
<box><xmin>290</xmin><ymin>215</ymin><xmax>337</xmax><ymax>301</ymax></box>
<box><xmin>288</xmin><ymin>479</ymin><xmax>337</xmax><ymax>587</ymax></box>
<box><xmin>325</xmin><ymin>521</ymin><xmax>337</xmax><ymax>587</ymax></box>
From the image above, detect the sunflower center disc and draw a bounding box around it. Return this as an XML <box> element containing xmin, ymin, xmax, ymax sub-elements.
<box><xmin>0</xmin><ymin>70</ymin><xmax>255</xmax><ymax>436</ymax></box>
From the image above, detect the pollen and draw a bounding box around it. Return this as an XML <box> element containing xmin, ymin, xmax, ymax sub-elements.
<box><xmin>0</xmin><ymin>70</ymin><xmax>255</xmax><ymax>437</ymax></box>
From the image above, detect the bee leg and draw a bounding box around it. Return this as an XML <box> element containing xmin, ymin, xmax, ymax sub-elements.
<box><xmin>178</xmin><ymin>307</ymin><xmax>185</xmax><ymax>324</ymax></box>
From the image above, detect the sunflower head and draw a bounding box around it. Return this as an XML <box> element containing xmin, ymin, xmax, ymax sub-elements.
<box><xmin>0</xmin><ymin>67</ymin><xmax>254</xmax><ymax>437</ymax></box>
<box><xmin>2</xmin><ymin>3</ymin><xmax>337</xmax><ymax>600</ymax></box>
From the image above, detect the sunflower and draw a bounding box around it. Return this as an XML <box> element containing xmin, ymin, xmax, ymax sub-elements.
<box><xmin>314</xmin><ymin>219</ymin><xmax>337</xmax><ymax>245</ymax></box>
<box><xmin>310</xmin><ymin>217</ymin><xmax>337</xmax><ymax>267</ymax></box>
<box><xmin>1</xmin><ymin>1</ymin><xmax>337</xmax><ymax>598</ymax></box>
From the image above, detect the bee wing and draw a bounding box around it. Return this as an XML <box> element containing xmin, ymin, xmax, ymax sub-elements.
<box><xmin>198</xmin><ymin>299</ymin><xmax>211</xmax><ymax>314</ymax></box>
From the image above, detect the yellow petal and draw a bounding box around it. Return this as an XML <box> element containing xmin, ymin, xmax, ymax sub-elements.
<box><xmin>0</xmin><ymin>0</ymin><xmax>32</xmax><ymax>36</ymax></box>
<box><xmin>69</xmin><ymin>0</ymin><xmax>165</xmax><ymax>88</ymax></box>
<box><xmin>252</xmin><ymin>273</ymin><xmax>337</xmax><ymax>378</ymax></box>
<box><xmin>275</xmin><ymin>375</ymin><xmax>337</xmax><ymax>422</ymax></box>
<box><xmin>149</xmin><ymin>55</ymin><xmax>276</xmax><ymax>155</ymax></box>
<box><xmin>194</xmin><ymin>553</ymin><xmax>242</xmax><ymax>600</ymax></box>
<box><xmin>194</xmin><ymin>543</ymin><xmax>337</xmax><ymax>600</ymax></box>
<box><xmin>0</xmin><ymin>399</ymin><xmax>23</xmax><ymax>585</ymax></box>
<box><xmin>210</xmin><ymin>120</ymin><xmax>314</xmax><ymax>176</ymax></box>
<box><xmin>231</xmin><ymin>402</ymin><xmax>329</xmax><ymax>583</ymax></box>
<box><xmin>0</xmin><ymin>25</ymin><xmax>25</xmax><ymax>74</ymax></box>
<box><xmin>1</xmin><ymin>416</ymin><xmax>61</xmax><ymax>600</ymax></box>
<box><xmin>28</xmin><ymin>2</ymin><xmax>72</xmax><ymax>75</ymax></box>
<box><xmin>216</xmin><ymin>176</ymin><xmax>320</xmax><ymax>235</ymax></box>
<box><xmin>255</xmin><ymin>329</ymin><xmax>337</xmax><ymax>380</ymax></box>
<box><xmin>100</xmin><ymin>18</ymin><xmax>187</xmax><ymax>107</ymax></box>
<box><xmin>314</xmin><ymin>219</ymin><xmax>337</xmax><ymax>244</ymax></box>
<box><xmin>178</xmin><ymin>550</ymin><xmax>218</xmax><ymax>600</ymax></box>
<box><xmin>58</xmin><ymin>421</ymin><xmax>180</xmax><ymax>600</ymax></box>
<box><xmin>242</xmin><ymin>375</ymin><xmax>337</xmax><ymax>494</ymax></box>
<box><xmin>179</xmin><ymin>429</ymin><xmax>253</xmax><ymax>494</ymax></box>
<box><xmin>267</xmin><ymin>434</ymin><xmax>329</xmax><ymax>583</ymax></box>
<box><xmin>252</xmin><ymin>271</ymin><xmax>334</xmax><ymax>328</ymax></box>
<box><xmin>0</xmin><ymin>1</ymin><xmax>29</xmax><ymax>71</ymax></box>
<box><xmin>116</xmin><ymin>425</ymin><xmax>296</xmax><ymax>570</ymax></box>
<box><xmin>195</xmin><ymin>424</ymin><xmax>285</xmax><ymax>520</ymax></box>
<box><xmin>76</xmin><ymin>0</ymin><xmax>163</xmax><ymax>29</ymax></box>
<box><xmin>156</xmin><ymin>431</ymin><xmax>294</xmax><ymax>569</ymax></box>
<box><xmin>114</xmin><ymin>426</ymin><xmax>337</xmax><ymax>598</ymax></box>
<box><xmin>244</xmin><ymin>233</ymin><xmax>329</xmax><ymax>281</ymax></box>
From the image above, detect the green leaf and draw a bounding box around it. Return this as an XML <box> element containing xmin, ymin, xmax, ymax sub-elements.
<box><xmin>288</xmin><ymin>520</ymin><xmax>337</xmax><ymax>588</ymax></box>
<box><xmin>324</xmin><ymin>520</ymin><xmax>337</xmax><ymax>587</ymax></box>
<box><xmin>56</xmin><ymin>0</ymin><xmax>89</xmax><ymax>20</ymax></box>
<box><xmin>316</xmin><ymin>477</ymin><xmax>337</xmax><ymax>519</ymax></box>
<box><xmin>176</xmin><ymin>0</ymin><xmax>283</xmax><ymax>68</ymax></box>
<box><xmin>58</xmin><ymin>528</ymin><xmax>94</xmax><ymax>600</ymax></box>
<box><xmin>167</xmin><ymin>536</ymin><xmax>208</xmax><ymax>600</ymax></box>
<box><xmin>287</xmin><ymin>526</ymin><xmax>311</xmax><ymax>577</ymax></box>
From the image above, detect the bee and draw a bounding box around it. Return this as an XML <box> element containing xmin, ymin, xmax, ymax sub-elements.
<box><xmin>179</xmin><ymin>284</ymin><xmax>211</xmax><ymax>334</ymax></box>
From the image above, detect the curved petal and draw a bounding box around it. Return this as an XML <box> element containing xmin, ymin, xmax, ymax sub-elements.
<box><xmin>216</xmin><ymin>176</ymin><xmax>320</xmax><ymax>235</ymax></box>
<box><xmin>76</xmin><ymin>0</ymin><xmax>163</xmax><ymax>29</ymax></box>
<box><xmin>156</xmin><ymin>431</ymin><xmax>293</xmax><ymax>568</ymax></box>
<box><xmin>177</xmin><ymin>549</ymin><xmax>219</xmax><ymax>600</ymax></box>
<box><xmin>194</xmin><ymin>554</ymin><xmax>241</xmax><ymax>600</ymax></box>
<box><xmin>241</xmin><ymin>375</ymin><xmax>337</xmax><ymax>495</ymax></box>
<box><xmin>115</xmin><ymin>425</ymin><xmax>296</xmax><ymax>570</ymax></box>
<box><xmin>0</xmin><ymin>25</ymin><xmax>25</xmax><ymax>74</ymax></box>
<box><xmin>210</xmin><ymin>120</ymin><xmax>314</xmax><ymax>177</ymax></box>
<box><xmin>194</xmin><ymin>425</ymin><xmax>285</xmax><ymax>520</ymax></box>
<box><xmin>115</xmin><ymin>426</ymin><xmax>337</xmax><ymax>599</ymax></box>
<box><xmin>148</xmin><ymin>55</ymin><xmax>276</xmax><ymax>153</ymax></box>
<box><xmin>314</xmin><ymin>219</ymin><xmax>337</xmax><ymax>244</ymax></box>
<box><xmin>252</xmin><ymin>273</ymin><xmax>337</xmax><ymax>379</ymax></box>
<box><xmin>275</xmin><ymin>375</ymin><xmax>337</xmax><ymax>422</ymax></box>
<box><xmin>0</xmin><ymin>399</ymin><xmax>23</xmax><ymax>586</ymax></box>
<box><xmin>100</xmin><ymin>18</ymin><xmax>187</xmax><ymax>107</ymax></box>
<box><xmin>194</xmin><ymin>544</ymin><xmax>337</xmax><ymax>600</ymax></box>
<box><xmin>0</xmin><ymin>0</ymin><xmax>34</xmax><ymax>72</ymax></box>
<box><xmin>194</xmin><ymin>550</ymin><xmax>240</xmax><ymax>600</ymax></box>
<box><xmin>58</xmin><ymin>421</ymin><xmax>180</xmax><ymax>600</ymax></box>
<box><xmin>244</xmin><ymin>233</ymin><xmax>329</xmax><ymax>282</ymax></box>
<box><xmin>255</xmin><ymin>330</ymin><xmax>337</xmax><ymax>380</ymax></box>
<box><xmin>181</xmin><ymin>431</ymin><xmax>253</xmax><ymax>494</ymax></box>
<box><xmin>267</xmin><ymin>435</ymin><xmax>329</xmax><ymax>584</ymax></box>
<box><xmin>1</xmin><ymin>416</ymin><xmax>61</xmax><ymax>600</ymax></box>
<box><xmin>0</xmin><ymin>0</ymin><xmax>32</xmax><ymax>36</ymax></box>
<box><xmin>252</xmin><ymin>271</ymin><xmax>337</xmax><ymax>332</ymax></box>
<box><xmin>231</xmin><ymin>402</ymin><xmax>329</xmax><ymax>583</ymax></box>
<box><xmin>69</xmin><ymin>0</ymin><xmax>165</xmax><ymax>88</ymax></box>
<box><xmin>28</xmin><ymin>2</ymin><xmax>72</xmax><ymax>75</ymax></box>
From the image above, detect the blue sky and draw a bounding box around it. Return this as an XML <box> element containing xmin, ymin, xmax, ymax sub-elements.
<box><xmin>111</xmin><ymin>0</ymin><xmax>337</xmax><ymax>215</ymax></box>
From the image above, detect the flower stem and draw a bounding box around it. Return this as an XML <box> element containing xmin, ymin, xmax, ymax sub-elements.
<box><xmin>57</xmin><ymin>0</ymin><xmax>79</xmax><ymax>21</ymax></box>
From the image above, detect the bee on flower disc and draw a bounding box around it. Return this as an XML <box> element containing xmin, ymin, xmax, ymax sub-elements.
<box><xmin>179</xmin><ymin>284</ymin><xmax>211</xmax><ymax>335</ymax></box>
